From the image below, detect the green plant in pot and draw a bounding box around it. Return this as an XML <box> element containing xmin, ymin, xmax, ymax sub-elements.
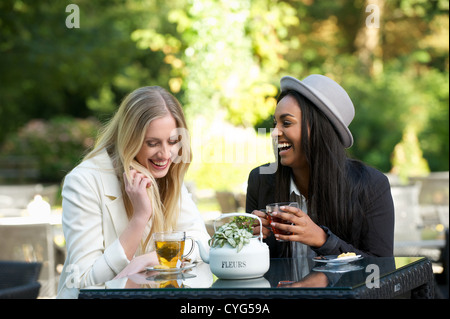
<box><xmin>196</xmin><ymin>213</ymin><xmax>270</xmax><ymax>280</ymax></box>
<box><xmin>208</xmin><ymin>216</ymin><xmax>254</xmax><ymax>252</ymax></box>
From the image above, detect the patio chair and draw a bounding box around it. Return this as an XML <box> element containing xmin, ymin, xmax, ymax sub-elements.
<box><xmin>0</xmin><ymin>260</ymin><xmax>41</xmax><ymax>299</ymax></box>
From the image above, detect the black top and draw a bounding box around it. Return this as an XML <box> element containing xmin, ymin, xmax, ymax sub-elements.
<box><xmin>245</xmin><ymin>163</ymin><xmax>395</xmax><ymax>258</ymax></box>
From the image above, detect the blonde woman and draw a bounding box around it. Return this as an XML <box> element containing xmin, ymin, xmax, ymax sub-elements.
<box><xmin>57</xmin><ymin>86</ymin><xmax>210</xmax><ymax>298</ymax></box>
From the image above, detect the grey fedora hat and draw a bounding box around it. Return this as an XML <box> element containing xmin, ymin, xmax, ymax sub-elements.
<box><xmin>280</xmin><ymin>74</ymin><xmax>355</xmax><ymax>148</ymax></box>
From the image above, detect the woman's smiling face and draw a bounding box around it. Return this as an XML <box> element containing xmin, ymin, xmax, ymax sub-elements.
<box><xmin>272</xmin><ymin>94</ymin><xmax>307</xmax><ymax>170</ymax></box>
<box><xmin>135</xmin><ymin>114</ymin><xmax>178</xmax><ymax>179</ymax></box>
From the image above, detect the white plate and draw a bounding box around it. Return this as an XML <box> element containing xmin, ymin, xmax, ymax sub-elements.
<box><xmin>145</xmin><ymin>263</ymin><xmax>196</xmax><ymax>274</ymax></box>
<box><xmin>313</xmin><ymin>255</ymin><xmax>362</xmax><ymax>264</ymax></box>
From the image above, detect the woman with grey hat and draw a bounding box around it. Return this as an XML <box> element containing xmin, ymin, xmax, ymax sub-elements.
<box><xmin>246</xmin><ymin>74</ymin><xmax>394</xmax><ymax>259</ymax></box>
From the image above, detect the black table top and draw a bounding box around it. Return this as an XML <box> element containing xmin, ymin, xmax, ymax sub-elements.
<box><xmin>79</xmin><ymin>256</ymin><xmax>434</xmax><ymax>299</ymax></box>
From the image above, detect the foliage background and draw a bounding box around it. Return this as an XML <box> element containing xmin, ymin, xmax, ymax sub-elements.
<box><xmin>0</xmin><ymin>0</ymin><xmax>448</xmax><ymax>193</ymax></box>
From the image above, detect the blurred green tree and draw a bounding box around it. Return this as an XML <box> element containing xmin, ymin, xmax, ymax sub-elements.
<box><xmin>0</xmin><ymin>0</ymin><xmax>173</xmax><ymax>142</ymax></box>
<box><xmin>132</xmin><ymin>0</ymin><xmax>299</xmax><ymax>127</ymax></box>
<box><xmin>0</xmin><ymin>0</ymin><xmax>448</xmax><ymax>187</ymax></box>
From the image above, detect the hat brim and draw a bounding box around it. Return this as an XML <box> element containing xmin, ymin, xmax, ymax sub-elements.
<box><xmin>280</xmin><ymin>76</ymin><xmax>353</xmax><ymax>148</ymax></box>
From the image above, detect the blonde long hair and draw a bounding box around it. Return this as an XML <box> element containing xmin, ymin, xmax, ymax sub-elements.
<box><xmin>84</xmin><ymin>86</ymin><xmax>192</xmax><ymax>251</ymax></box>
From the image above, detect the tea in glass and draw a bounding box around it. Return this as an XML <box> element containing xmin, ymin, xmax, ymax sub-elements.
<box><xmin>155</xmin><ymin>240</ymin><xmax>185</xmax><ymax>268</ymax></box>
<box><xmin>266</xmin><ymin>202</ymin><xmax>299</xmax><ymax>238</ymax></box>
<box><xmin>153</xmin><ymin>231</ymin><xmax>194</xmax><ymax>268</ymax></box>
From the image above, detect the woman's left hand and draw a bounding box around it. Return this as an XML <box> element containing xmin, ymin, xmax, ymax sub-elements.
<box><xmin>270</xmin><ymin>205</ymin><xmax>327</xmax><ymax>248</ymax></box>
<box><xmin>114</xmin><ymin>251</ymin><xmax>159</xmax><ymax>279</ymax></box>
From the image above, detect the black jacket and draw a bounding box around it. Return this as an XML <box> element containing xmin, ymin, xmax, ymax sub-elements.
<box><xmin>245</xmin><ymin>164</ymin><xmax>395</xmax><ymax>258</ymax></box>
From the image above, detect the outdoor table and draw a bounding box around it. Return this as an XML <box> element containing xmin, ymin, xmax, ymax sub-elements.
<box><xmin>78</xmin><ymin>256</ymin><xmax>434</xmax><ymax>299</ymax></box>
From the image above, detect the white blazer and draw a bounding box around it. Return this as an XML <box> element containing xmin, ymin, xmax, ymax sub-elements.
<box><xmin>56</xmin><ymin>149</ymin><xmax>210</xmax><ymax>298</ymax></box>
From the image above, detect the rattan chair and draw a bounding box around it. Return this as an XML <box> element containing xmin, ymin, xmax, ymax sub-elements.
<box><xmin>0</xmin><ymin>260</ymin><xmax>41</xmax><ymax>299</ymax></box>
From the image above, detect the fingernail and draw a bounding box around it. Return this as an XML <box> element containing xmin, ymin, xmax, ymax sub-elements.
<box><xmin>280</xmin><ymin>206</ymin><xmax>285</xmax><ymax>210</ymax></box>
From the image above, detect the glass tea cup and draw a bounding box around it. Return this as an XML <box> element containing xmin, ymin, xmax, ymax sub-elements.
<box><xmin>266</xmin><ymin>202</ymin><xmax>299</xmax><ymax>240</ymax></box>
<box><xmin>153</xmin><ymin>231</ymin><xmax>194</xmax><ymax>268</ymax></box>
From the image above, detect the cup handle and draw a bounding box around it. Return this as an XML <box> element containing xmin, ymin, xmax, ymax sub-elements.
<box><xmin>182</xmin><ymin>237</ymin><xmax>195</xmax><ymax>259</ymax></box>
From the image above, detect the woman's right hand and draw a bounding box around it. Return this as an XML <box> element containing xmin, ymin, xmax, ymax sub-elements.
<box><xmin>120</xmin><ymin>170</ymin><xmax>153</xmax><ymax>260</ymax></box>
<box><xmin>251</xmin><ymin>210</ymin><xmax>272</xmax><ymax>239</ymax></box>
<box><xmin>123</xmin><ymin>169</ymin><xmax>153</xmax><ymax>223</ymax></box>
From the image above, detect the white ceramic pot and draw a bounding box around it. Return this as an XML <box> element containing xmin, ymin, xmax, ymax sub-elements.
<box><xmin>196</xmin><ymin>213</ymin><xmax>270</xmax><ymax>280</ymax></box>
